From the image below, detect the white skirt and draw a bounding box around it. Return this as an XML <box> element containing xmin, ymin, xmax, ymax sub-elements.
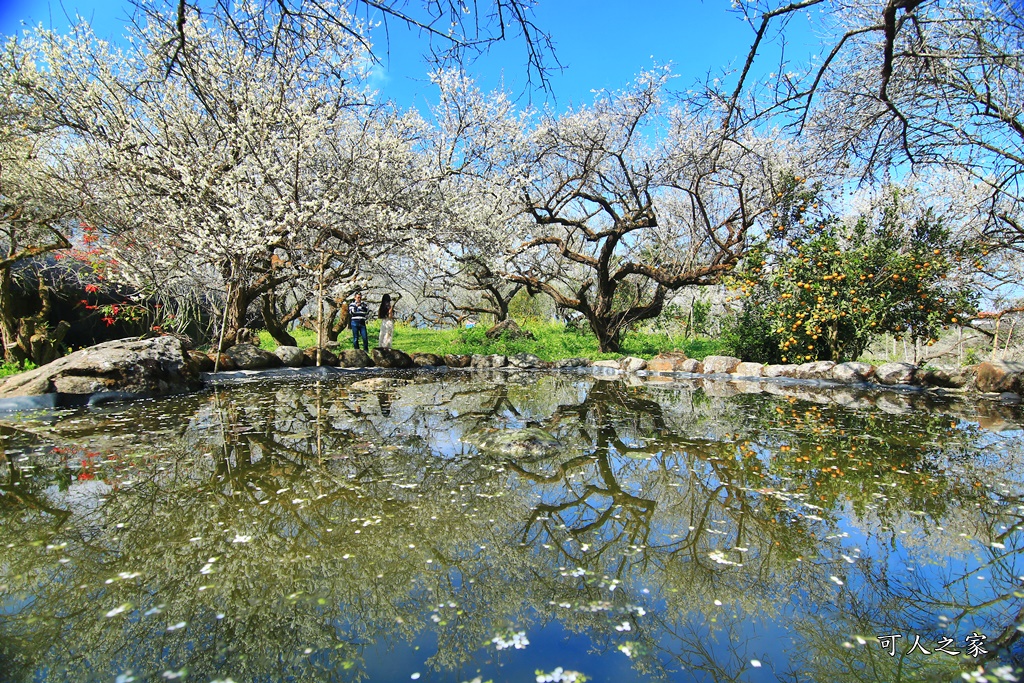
<box><xmin>378</xmin><ymin>318</ymin><xmax>394</xmax><ymax>349</ymax></box>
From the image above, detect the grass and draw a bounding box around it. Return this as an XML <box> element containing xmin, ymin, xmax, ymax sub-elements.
<box><xmin>0</xmin><ymin>359</ymin><xmax>37</xmax><ymax>378</ymax></box>
<box><xmin>257</xmin><ymin>321</ymin><xmax>728</xmax><ymax>361</ymax></box>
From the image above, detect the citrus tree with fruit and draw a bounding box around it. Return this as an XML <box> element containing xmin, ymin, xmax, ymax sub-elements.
<box><xmin>728</xmin><ymin>190</ymin><xmax>979</xmax><ymax>363</ymax></box>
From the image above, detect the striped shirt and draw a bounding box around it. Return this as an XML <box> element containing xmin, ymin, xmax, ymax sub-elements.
<box><xmin>350</xmin><ymin>302</ymin><xmax>368</xmax><ymax>323</ymax></box>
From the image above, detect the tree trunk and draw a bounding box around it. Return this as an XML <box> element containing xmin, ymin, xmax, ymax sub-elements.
<box><xmin>261</xmin><ymin>292</ymin><xmax>298</xmax><ymax>347</ymax></box>
<box><xmin>589</xmin><ymin>315</ymin><xmax>621</xmax><ymax>353</ymax></box>
<box><xmin>0</xmin><ymin>266</ymin><xmax>26</xmax><ymax>364</ymax></box>
<box><xmin>218</xmin><ymin>283</ymin><xmax>252</xmax><ymax>351</ymax></box>
<box><xmin>0</xmin><ymin>270</ymin><xmax>66</xmax><ymax>366</ymax></box>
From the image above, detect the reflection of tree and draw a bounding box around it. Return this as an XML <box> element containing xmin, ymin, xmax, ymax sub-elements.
<box><xmin>0</xmin><ymin>373</ymin><xmax>1021</xmax><ymax>681</ymax></box>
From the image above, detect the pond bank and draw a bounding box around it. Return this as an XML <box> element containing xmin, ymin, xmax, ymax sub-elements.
<box><xmin>0</xmin><ymin>336</ymin><xmax>1021</xmax><ymax>413</ymax></box>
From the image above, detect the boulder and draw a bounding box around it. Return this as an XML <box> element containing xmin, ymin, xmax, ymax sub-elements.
<box><xmin>410</xmin><ymin>352</ymin><xmax>446</xmax><ymax>367</ymax></box>
<box><xmin>680</xmin><ymin>359</ymin><xmax>703</xmax><ymax>373</ymax></box>
<box><xmin>508</xmin><ymin>353</ymin><xmax>549</xmax><ymax>369</ymax></box>
<box><xmin>350</xmin><ymin>377</ymin><xmax>412</xmax><ymax>392</ymax></box>
<box><xmin>593</xmin><ymin>359</ymin><xmax>621</xmax><ymax>371</ymax></box>
<box><xmin>484</xmin><ymin>319</ymin><xmax>534</xmax><ymax>340</ymax></box>
<box><xmin>226</xmin><ymin>343</ymin><xmax>282</xmax><ymax>370</ymax></box>
<box><xmin>975</xmin><ymin>361</ymin><xmax>1024</xmax><ymax>394</ymax></box>
<box><xmin>337</xmin><ymin>349</ymin><xmax>374</xmax><ymax>368</ymax></box>
<box><xmin>302</xmin><ymin>348</ymin><xmax>339</xmax><ymax>367</ymax></box>
<box><xmin>875</xmin><ymin>362</ymin><xmax>917</xmax><ymax>385</ymax></box>
<box><xmin>274</xmin><ymin>345</ymin><xmax>305</xmax><ymax>368</ymax></box>
<box><xmin>921</xmin><ymin>366</ymin><xmax>976</xmax><ymax>389</ymax></box>
<box><xmin>553</xmin><ymin>357</ymin><xmax>591</xmax><ymax>368</ymax></box>
<box><xmin>733</xmin><ymin>362</ymin><xmax>765</xmax><ymax>377</ymax></box>
<box><xmin>619</xmin><ymin>356</ymin><xmax>648</xmax><ymax>373</ymax></box>
<box><xmin>235</xmin><ymin>327</ymin><xmax>260</xmax><ymax>346</ymax></box>
<box><xmin>764</xmin><ymin>364</ymin><xmax>799</xmax><ymax>378</ymax></box>
<box><xmin>188</xmin><ymin>350</ymin><xmax>214</xmax><ymax>372</ymax></box>
<box><xmin>371</xmin><ymin>348</ymin><xmax>415</xmax><ymax>369</ymax></box>
<box><xmin>702</xmin><ymin>355</ymin><xmax>741</xmax><ymax>374</ymax></box>
<box><xmin>0</xmin><ymin>336</ymin><xmax>201</xmax><ymax>399</ymax></box>
<box><xmin>647</xmin><ymin>351</ymin><xmax>689</xmax><ymax>373</ymax></box>
<box><xmin>463</xmin><ymin>426</ymin><xmax>561</xmax><ymax>457</ymax></box>
<box><xmin>470</xmin><ymin>354</ymin><xmax>508</xmax><ymax>369</ymax></box>
<box><xmin>444</xmin><ymin>354</ymin><xmax>472</xmax><ymax>368</ymax></box>
<box><xmin>208</xmin><ymin>353</ymin><xmax>236</xmax><ymax>371</ymax></box>
<box><xmin>796</xmin><ymin>361</ymin><xmax>836</xmax><ymax>380</ymax></box>
<box><xmin>832</xmin><ymin>362</ymin><xmax>875</xmax><ymax>383</ymax></box>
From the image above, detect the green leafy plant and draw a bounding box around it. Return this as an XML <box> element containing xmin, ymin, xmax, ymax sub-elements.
<box><xmin>0</xmin><ymin>358</ymin><xmax>37</xmax><ymax>378</ymax></box>
<box><xmin>727</xmin><ymin>192</ymin><xmax>978</xmax><ymax>363</ymax></box>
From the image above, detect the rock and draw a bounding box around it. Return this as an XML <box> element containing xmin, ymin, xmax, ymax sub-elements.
<box><xmin>337</xmin><ymin>349</ymin><xmax>374</xmax><ymax>368</ymax></box>
<box><xmin>1000</xmin><ymin>392</ymin><xmax>1022</xmax><ymax>404</ymax></box>
<box><xmin>680</xmin><ymin>359</ymin><xmax>703</xmax><ymax>373</ymax></box>
<box><xmin>593</xmin><ymin>359</ymin><xmax>621</xmax><ymax>371</ymax></box>
<box><xmin>51</xmin><ymin>375</ymin><xmax>116</xmax><ymax>394</ymax></box>
<box><xmin>764</xmin><ymin>364</ymin><xmax>799</xmax><ymax>378</ymax></box>
<box><xmin>508</xmin><ymin>353</ymin><xmax>549</xmax><ymax>369</ymax></box>
<box><xmin>647</xmin><ymin>351</ymin><xmax>689</xmax><ymax>372</ymax></box>
<box><xmin>553</xmin><ymin>357</ymin><xmax>591</xmax><ymax>368</ymax></box>
<box><xmin>226</xmin><ymin>344</ymin><xmax>282</xmax><ymax>370</ymax></box>
<box><xmin>371</xmin><ymin>348</ymin><xmax>415</xmax><ymax>369</ymax></box>
<box><xmin>701</xmin><ymin>380</ymin><xmax>740</xmax><ymax>398</ymax></box>
<box><xmin>702</xmin><ymin>355</ymin><xmax>741</xmax><ymax>374</ymax></box>
<box><xmin>796</xmin><ymin>361</ymin><xmax>836</xmax><ymax>380</ymax></box>
<box><xmin>733</xmin><ymin>362</ymin><xmax>765</xmax><ymax>377</ymax></box>
<box><xmin>619</xmin><ymin>356</ymin><xmax>648</xmax><ymax>373</ymax></box>
<box><xmin>876</xmin><ymin>393</ymin><xmax>914</xmax><ymax>414</ymax></box>
<box><xmin>470</xmin><ymin>354</ymin><xmax>507</xmax><ymax>369</ymax></box>
<box><xmin>274</xmin><ymin>346</ymin><xmax>305</xmax><ymax>368</ymax></box>
<box><xmin>832</xmin><ymin>362</ymin><xmax>875</xmax><ymax>383</ymax></box>
<box><xmin>975</xmin><ymin>361</ymin><xmax>1024</xmax><ymax>394</ymax></box>
<box><xmin>484</xmin><ymin>319</ymin><xmax>534</xmax><ymax>340</ymax></box>
<box><xmin>410</xmin><ymin>352</ymin><xmax>446</xmax><ymax>367</ymax></box>
<box><xmin>0</xmin><ymin>336</ymin><xmax>201</xmax><ymax>399</ymax></box>
<box><xmin>462</xmin><ymin>427</ymin><xmax>561</xmax><ymax>457</ymax></box>
<box><xmin>875</xmin><ymin>362</ymin><xmax>917</xmax><ymax>385</ymax></box>
<box><xmin>350</xmin><ymin>377</ymin><xmax>412</xmax><ymax>392</ymax></box>
<box><xmin>444</xmin><ymin>354</ymin><xmax>472</xmax><ymax>368</ymax></box>
<box><xmin>235</xmin><ymin>327</ymin><xmax>260</xmax><ymax>346</ymax></box>
<box><xmin>188</xmin><ymin>350</ymin><xmax>214</xmax><ymax>372</ymax></box>
<box><xmin>920</xmin><ymin>367</ymin><xmax>975</xmax><ymax>389</ymax></box>
<box><xmin>302</xmin><ymin>348</ymin><xmax>339</xmax><ymax>367</ymax></box>
<box><xmin>209</xmin><ymin>353</ymin><xmax>236</xmax><ymax>371</ymax></box>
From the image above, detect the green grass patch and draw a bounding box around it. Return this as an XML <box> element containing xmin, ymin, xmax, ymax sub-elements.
<box><xmin>256</xmin><ymin>321</ymin><xmax>727</xmax><ymax>361</ymax></box>
<box><xmin>257</xmin><ymin>328</ymin><xmax>319</xmax><ymax>351</ymax></box>
<box><xmin>0</xmin><ymin>359</ymin><xmax>37</xmax><ymax>378</ymax></box>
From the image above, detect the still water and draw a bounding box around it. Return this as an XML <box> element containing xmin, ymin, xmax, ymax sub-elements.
<box><xmin>1</xmin><ymin>370</ymin><xmax>1023</xmax><ymax>682</ymax></box>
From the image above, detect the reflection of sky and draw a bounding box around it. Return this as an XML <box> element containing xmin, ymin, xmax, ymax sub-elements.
<box><xmin>43</xmin><ymin>477</ymin><xmax>110</xmax><ymax>513</ymax></box>
<box><xmin>3</xmin><ymin>374</ymin><xmax>1023</xmax><ymax>681</ymax></box>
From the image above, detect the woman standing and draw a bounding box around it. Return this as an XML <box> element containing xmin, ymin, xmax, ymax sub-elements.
<box><xmin>378</xmin><ymin>294</ymin><xmax>395</xmax><ymax>349</ymax></box>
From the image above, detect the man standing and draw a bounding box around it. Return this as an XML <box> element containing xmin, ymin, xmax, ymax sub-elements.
<box><xmin>350</xmin><ymin>292</ymin><xmax>369</xmax><ymax>351</ymax></box>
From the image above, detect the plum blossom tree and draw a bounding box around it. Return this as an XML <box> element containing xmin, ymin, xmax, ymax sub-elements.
<box><xmin>731</xmin><ymin>0</ymin><xmax>1024</xmax><ymax>301</ymax></box>
<box><xmin>145</xmin><ymin>0</ymin><xmax>558</xmax><ymax>94</ymax></box>
<box><xmin>16</xmin><ymin>1</ymin><xmax>442</xmax><ymax>349</ymax></box>
<box><xmin>0</xmin><ymin>41</ymin><xmax>98</xmax><ymax>364</ymax></box>
<box><xmin>447</xmin><ymin>68</ymin><xmax>805</xmax><ymax>352</ymax></box>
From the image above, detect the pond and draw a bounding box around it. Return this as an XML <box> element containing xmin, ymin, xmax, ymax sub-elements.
<box><xmin>1</xmin><ymin>370</ymin><xmax>1023</xmax><ymax>682</ymax></box>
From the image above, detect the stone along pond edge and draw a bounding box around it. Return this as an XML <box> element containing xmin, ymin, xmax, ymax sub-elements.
<box><xmin>0</xmin><ymin>337</ymin><xmax>1021</xmax><ymax>415</ymax></box>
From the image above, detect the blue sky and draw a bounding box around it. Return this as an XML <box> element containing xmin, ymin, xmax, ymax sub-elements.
<box><xmin>0</xmin><ymin>0</ymin><xmax>811</xmax><ymax>110</ymax></box>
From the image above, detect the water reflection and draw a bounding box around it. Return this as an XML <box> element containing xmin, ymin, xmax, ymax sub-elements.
<box><xmin>1</xmin><ymin>372</ymin><xmax>1023</xmax><ymax>682</ymax></box>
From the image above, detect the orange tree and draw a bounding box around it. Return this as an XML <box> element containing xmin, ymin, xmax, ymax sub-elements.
<box><xmin>726</xmin><ymin>194</ymin><xmax>978</xmax><ymax>363</ymax></box>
